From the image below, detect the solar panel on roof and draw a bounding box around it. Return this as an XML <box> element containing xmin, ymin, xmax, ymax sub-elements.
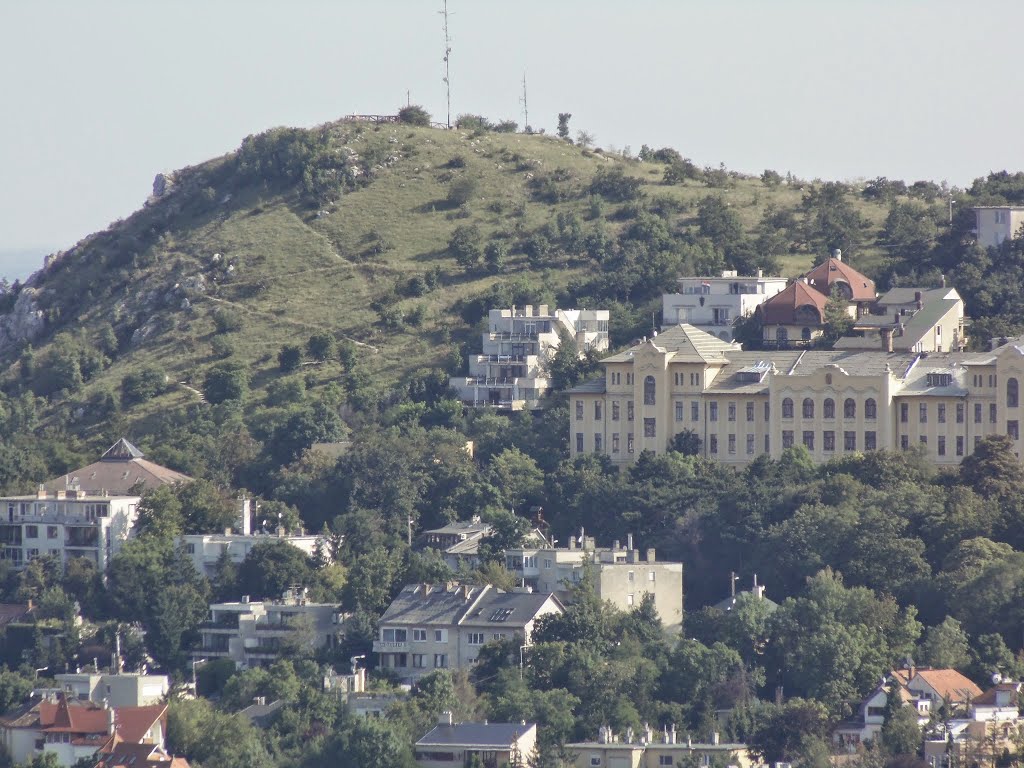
<box><xmin>489</xmin><ymin>608</ymin><xmax>514</xmax><ymax>622</ymax></box>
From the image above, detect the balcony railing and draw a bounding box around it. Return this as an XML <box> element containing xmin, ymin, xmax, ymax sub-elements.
<box><xmin>372</xmin><ymin>640</ymin><xmax>410</xmax><ymax>652</ymax></box>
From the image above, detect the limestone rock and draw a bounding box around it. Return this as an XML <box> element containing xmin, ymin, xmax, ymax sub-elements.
<box><xmin>0</xmin><ymin>287</ymin><xmax>45</xmax><ymax>354</ymax></box>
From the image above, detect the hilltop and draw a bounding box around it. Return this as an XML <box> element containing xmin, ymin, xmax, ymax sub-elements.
<box><xmin>0</xmin><ymin>112</ymin><xmax>1016</xmax><ymax>460</ymax></box>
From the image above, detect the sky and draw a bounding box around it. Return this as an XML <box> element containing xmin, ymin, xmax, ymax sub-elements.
<box><xmin>2</xmin><ymin>0</ymin><xmax>1023</xmax><ymax>280</ymax></box>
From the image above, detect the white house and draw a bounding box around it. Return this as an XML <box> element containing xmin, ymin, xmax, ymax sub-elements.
<box><xmin>662</xmin><ymin>270</ymin><xmax>787</xmax><ymax>341</ymax></box>
<box><xmin>974</xmin><ymin>206</ymin><xmax>1024</xmax><ymax>249</ymax></box>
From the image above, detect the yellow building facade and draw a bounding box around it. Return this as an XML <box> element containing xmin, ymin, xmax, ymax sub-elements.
<box><xmin>569</xmin><ymin>325</ymin><xmax>1024</xmax><ymax>468</ymax></box>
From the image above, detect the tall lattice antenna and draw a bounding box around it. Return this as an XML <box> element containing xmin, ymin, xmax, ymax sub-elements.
<box><xmin>440</xmin><ymin>0</ymin><xmax>452</xmax><ymax>128</ymax></box>
<box><xmin>520</xmin><ymin>72</ymin><xmax>529</xmax><ymax>132</ymax></box>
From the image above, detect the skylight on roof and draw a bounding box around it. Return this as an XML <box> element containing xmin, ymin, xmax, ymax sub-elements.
<box><xmin>489</xmin><ymin>608</ymin><xmax>515</xmax><ymax>622</ymax></box>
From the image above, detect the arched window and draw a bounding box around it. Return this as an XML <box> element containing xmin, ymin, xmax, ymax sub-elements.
<box><xmin>823</xmin><ymin>398</ymin><xmax>835</xmax><ymax>419</ymax></box>
<box><xmin>1009</xmin><ymin>377</ymin><xmax>1019</xmax><ymax>408</ymax></box>
<box><xmin>801</xmin><ymin>327</ymin><xmax>812</xmax><ymax>341</ymax></box>
<box><xmin>776</xmin><ymin>327</ymin><xmax>788</xmax><ymax>342</ymax></box>
<box><xmin>802</xmin><ymin>398</ymin><xmax>814</xmax><ymax>418</ymax></box>
<box><xmin>844</xmin><ymin>398</ymin><xmax>856</xmax><ymax>419</ymax></box>
<box><xmin>782</xmin><ymin>397</ymin><xmax>794</xmax><ymax>419</ymax></box>
<box><xmin>644</xmin><ymin>375</ymin><xmax>656</xmax><ymax>406</ymax></box>
<box><xmin>865</xmin><ymin>398</ymin><xmax>877</xmax><ymax>420</ymax></box>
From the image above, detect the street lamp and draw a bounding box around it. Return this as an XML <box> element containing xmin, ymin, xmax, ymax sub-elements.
<box><xmin>191</xmin><ymin>658</ymin><xmax>207</xmax><ymax>691</ymax></box>
<box><xmin>949</xmin><ymin>198</ymin><xmax>957</xmax><ymax>225</ymax></box>
<box><xmin>519</xmin><ymin>644</ymin><xmax>530</xmax><ymax>680</ymax></box>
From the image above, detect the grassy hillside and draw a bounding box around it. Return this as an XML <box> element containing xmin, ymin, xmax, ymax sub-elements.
<box><xmin>0</xmin><ymin>118</ymin><xmax>939</xmax><ymax>449</ymax></box>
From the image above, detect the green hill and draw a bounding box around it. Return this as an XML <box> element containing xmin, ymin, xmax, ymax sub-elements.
<box><xmin>0</xmin><ymin>115</ymin><xmax>996</xmax><ymax>461</ymax></box>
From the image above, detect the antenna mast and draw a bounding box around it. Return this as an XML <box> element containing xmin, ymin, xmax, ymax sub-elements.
<box><xmin>440</xmin><ymin>0</ymin><xmax>452</xmax><ymax>128</ymax></box>
<box><xmin>520</xmin><ymin>72</ymin><xmax>529</xmax><ymax>131</ymax></box>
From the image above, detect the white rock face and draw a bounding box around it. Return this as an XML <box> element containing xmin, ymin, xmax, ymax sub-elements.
<box><xmin>0</xmin><ymin>287</ymin><xmax>45</xmax><ymax>353</ymax></box>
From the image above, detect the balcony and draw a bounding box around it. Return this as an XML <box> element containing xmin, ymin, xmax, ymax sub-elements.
<box><xmin>372</xmin><ymin>640</ymin><xmax>410</xmax><ymax>653</ymax></box>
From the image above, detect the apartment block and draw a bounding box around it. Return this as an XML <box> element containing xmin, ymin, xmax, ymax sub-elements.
<box><xmin>974</xmin><ymin>205</ymin><xmax>1024</xmax><ymax>249</ymax></box>
<box><xmin>52</xmin><ymin>671</ymin><xmax>169</xmax><ymax>708</ymax></box>
<box><xmin>450</xmin><ymin>305</ymin><xmax>609</xmax><ymax>410</ymax></box>
<box><xmin>504</xmin><ymin>535</ymin><xmax>683</xmax><ymax>634</ymax></box>
<box><xmin>0</xmin><ymin>488</ymin><xmax>139</xmax><ymax>571</ymax></box>
<box><xmin>661</xmin><ymin>270</ymin><xmax>787</xmax><ymax>341</ymax></box>
<box><xmin>194</xmin><ymin>589</ymin><xmax>344</xmax><ymax>669</ymax></box>
<box><xmin>374</xmin><ymin>583</ymin><xmax>563</xmax><ymax>683</ymax></box>
<box><xmin>568</xmin><ymin>323</ymin><xmax>1024</xmax><ymax>469</ymax></box>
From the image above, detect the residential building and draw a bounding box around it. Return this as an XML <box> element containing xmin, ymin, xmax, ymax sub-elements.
<box><xmin>568</xmin><ymin>322</ymin><xmax>1024</xmax><ymax>470</ymax></box>
<box><xmin>0</xmin><ymin>694</ymin><xmax>167</xmax><ymax>768</ymax></box>
<box><xmin>904</xmin><ymin>667</ymin><xmax>982</xmax><ymax>706</ymax></box>
<box><xmin>837</xmin><ymin>286</ymin><xmax>966</xmax><ymax>353</ymax></box>
<box><xmin>93</xmin><ymin>741</ymin><xmax>190</xmax><ymax>768</ymax></box>
<box><xmin>661</xmin><ymin>270</ymin><xmax>787</xmax><ymax>341</ymax></box>
<box><xmin>922</xmin><ymin>679</ymin><xmax>1024</xmax><ymax>768</ymax></box>
<box><xmin>758</xmin><ymin>252</ymin><xmax>876</xmax><ymax>347</ymax></box>
<box><xmin>504</xmin><ymin>535</ymin><xmax>683</xmax><ymax>634</ymax></box>
<box><xmin>0</xmin><ymin>487</ymin><xmax>139</xmax><ymax>571</ymax></box>
<box><xmin>53</xmin><ymin>671</ymin><xmax>169</xmax><ymax>708</ymax></box>
<box><xmin>414</xmin><ymin>713</ymin><xmax>536</xmax><ymax>768</ymax></box>
<box><xmin>450</xmin><ymin>305</ymin><xmax>609</xmax><ymax>410</ymax></box>
<box><xmin>194</xmin><ymin>589</ymin><xmax>344</xmax><ymax>669</ymax></box>
<box><xmin>974</xmin><ymin>205</ymin><xmax>1024</xmax><ymax>249</ymax></box>
<box><xmin>566</xmin><ymin>724</ymin><xmax>759</xmax><ymax>768</ymax></box>
<box><xmin>834</xmin><ymin>677</ymin><xmax>930</xmax><ymax>749</ymax></box>
<box><xmin>43</xmin><ymin>438</ymin><xmax>191</xmax><ymax>496</ymax></box>
<box><xmin>237</xmin><ymin>699</ymin><xmax>285</xmax><ymax>728</ymax></box>
<box><xmin>421</xmin><ymin>518</ymin><xmax>494</xmax><ymax>570</ymax></box>
<box><xmin>374</xmin><ymin>583</ymin><xmax>563</xmax><ymax>683</ymax></box>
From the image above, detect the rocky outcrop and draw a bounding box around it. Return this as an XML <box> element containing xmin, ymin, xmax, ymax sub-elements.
<box><xmin>0</xmin><ymin>287</ymin><xmax>45</xmax><ymax>354</ymax></box>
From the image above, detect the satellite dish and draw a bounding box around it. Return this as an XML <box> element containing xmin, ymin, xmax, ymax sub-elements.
<box><xmin>993</xmin><ymin>672</ymin><xmax>1003</xmax><ymax>685</ymax></box>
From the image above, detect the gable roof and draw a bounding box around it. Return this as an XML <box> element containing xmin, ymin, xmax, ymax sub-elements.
<box><xmin>417</xmin><ymin>722</ymin><xmax>537</xmax><ymax>748</ymax></box>
<box><xmin>459</xmin><ymin>590</ymin><xmax>563</xmax><ymax>629</ymax></box>
<box><xmin>602</xmin><ymin>324</ymin><xmax>738</xmax><ymax>365</ymax></box>
<box><xmin>43</xmin><ymin>438</ymin><xmax>192</xmax><ymax>495</ymax></box>
<box><xmin>95</xmin><ymin>741</ymin><xmax>190</xmax><ymax>767</ymax></box>
<box><xmin>972</xmin><ymin>683</ymin><xmax>1020</xmax><ymax>708</ymax></box>
<box><xmin>909</xmin><ymin>669</ymin><xmax>982</xmax><ymax>702</ymax></box>
<box><xmin>380</xmin><ymin>584</ymin><xmax>561</xmax><ymax>629</ymax></box>
<box><xmin>759</xmin><ymin>280</ymin><xmax>829</xmax><ymax>325</ymax></box>
<box><xmin>804</xmin><ymin>257</ymin><xmax>876</xmax><ymax>301</ymax></box>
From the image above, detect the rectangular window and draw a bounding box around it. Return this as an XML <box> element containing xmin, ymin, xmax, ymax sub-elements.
<box><xmin>412</xmin><ymin>654</ymin><xmax>426</xmax><ymax>668</ymax></box>
<box><xmin>434</xmin><ymin>629</ymin><xmax>447</xmax><ymax>642</ymax></box>
<box><xmin>956</xmin><ymin>403</ymin><xmax>964</xmax><ymax>423</ymax></box>
<box><xmin>468</xmin><ymin>633</ymin><xmax>485</xmax><ymax>645</ymax></box>
<box><xmin>576</xmin><ymin>433</ymin><xmax>584</xmax><ymax>453</ymax></box>
<box><xmin>413</xmin><ymin>629</ymin><xmax>427</xmax><ymax>642</ymax></box>
<box><xmin>595</xmin><ymin>434</ymin><xmax>603</xmax><ymax>452</ymax></box>
<box><xmin>644</xmin><ymin>418</ymin><xmax>656</xmax><ymax>438</ymax></box>
<box><xmin>844</xmin><ymin>431</ymin><xmax>856</xmax><ymax>451</ymax></box>
<box><xmin>864</xmin><ymin>431</ymin><xmax>876</xmax><ymax>451</ymax></box>
<box><xmin>1010</xmin><ymin>421</ymin><xmax>1020</xmax><ymax>441</ymax></box>
<box><xmin>765</xmin><ymin>435</ymin><xmax>770</xmax><ymax>453</ymax></box>
<box><xmin>802</xmin><ymin>431</ymin><xmax>814</xmax><ymax>450</ymax></box>
<box><xmin>47</xmin><ymin>526</ymin><xmax>58</xmax><ymax>540</ymax></box>
<box><xmin>900</xmin><ymin>435</ymin><xmax>909</xmax><ymax>450</ymax></box>
<box><xmin>691</xmin><ymin>401</ymin><xmax>700</xmax><ymax>422</ymax></box>
<box><xmin>628</xmin><ymin>570</ymin><xmax>635</xmax><ymax>583</ymax></box>
<box><xmin>746</xmin><ymin>434</ymin><xmax>755</xmax><ymax>455</ymax></box>
<box><xmin>612</xmin><ymin>401</ymin><xmax>620</xmax><ymax>421</ymax></box>
<box><xmin>382</xmin><ymin>629</ymin><xmax>408</xmax><ymax>643</ymax></box>
<box><xmin>709</xmin><ymin>402</ymin><xmax>718</xmax><ymax>422</ymax></box>
<box><xmin>975</xmin><ymin>403</ymin><xmax>982</xmax><ymax>423</ymax></box>
<box><xmin>660</xmin><ymin>757</ymin><xmax>674</xmax><ymax>767</ymax></box>
<box><xmin>675</xmin><ymin>402</ymin><xmax>683</xmax><ymax>421</ymax></box>
<box><xmin>938</xmin><ymin>436</ymin><xmax>946</xmax><ymax>456</ymax></box>
<box><xmin>938</xmin><ymin>404</ymin><xmax>946</xmax><ymax>423</ymax></box>
<box><xmin>728</xmin><ymin>402</ymin><xmax>736</xmax><ymax>422</ymax></box>
<box><xmin>746</xmin><ymin>401</ymin><xmax>754</xmax><ymax>422</ymax></box>
<box><xmin>920</xmin><ymin>435</ymin><xmax>928</xmax><ymax>446</ymax></box>
<box><xmin>434</xmin><ymin>654</ymin><xmax>448</xmax><ymax>668</ymax></box>
<box><xmin>627</xmin><ymin>434</ymin><xmax>635</xmax><ymax>454</ymax></box>
<box><xmin>956</xmin><ymin>436</ymin><xmax>964</xmax><ymax>456</ymax></box>
<box><xmin>920</xmin><ymin>403</ymin><xmax>927</xmax><ymax>423</ymax></box>
<box><xmin>900</xmin><ymin>403</ymin><xmax>908</xmax><ymax>423</ymax></box>
<box><xmin>764</xmin><ymin>402</ymin><xmax>770</xmax><ymax>421</ymax></box>
<box><xmin>595</xmin><ymin>402</ymin><xmax>602</xmax><ymax>420</ymax></box>
<box><xmin>612</xmin><ymin>434</ymin><xmax>620</xmax><ymax>453</ymax></box>
<box><xmin>823</xmin><ymin>431</ymin><xmax>835</xmax><ymax>451</ymax></box>
<box><xmin>709</xmin><ymin>435</ymin><xmax>718</xmax><ymax>454</ymax></box>
<box><xmin>25</xmin><ymin>526</ymin><xmax>37</xmax><ymax>539</ymax></box>
<box><xmin>627</xmin><ymin>401</ymin><xmax>634</xmax><ymax>421</ymax></box>
<box><xmin>782</xmin><ymin>430</ymin><xmax>794</xmax><ymax>449</ymax></box>
<box><xmin>728</xmin><ymin>434</ymin><xmax>736</xmax><ymax>454</ymax></box>
<box><xmin>575</xmin><ymin>401</ymin><xmax>583</xmax><ymax>420</ymax></box>
<box><xmin>991</xmin><ymin>404</ymin><xmax>998</xmax><ymax>424</ymax></box>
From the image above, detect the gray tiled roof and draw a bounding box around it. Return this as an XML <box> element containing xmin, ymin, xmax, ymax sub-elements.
<box><xmin>460</xmin><ymin>590</ymin><xmax>561</xmax><ymax>629</ymax></box>
<box><xmin>379</xmin><ymin>584</ymin><xmax>559</xmax><ymax>629</ymax></box>
<box><xmin>602</xmin><ymin>324</ymin><xmax>738</xmax><ymax>364</ymax></box>
<box><xmin>418</xmin><ymin>722</ymin><xmax>536</xmax><ymax>748</ymax></box>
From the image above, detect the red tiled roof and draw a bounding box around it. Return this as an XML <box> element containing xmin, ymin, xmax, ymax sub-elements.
<box><xmin>910</xmin><ymin>669</ymin><xmax>983</xmax><ymax>702</ymax></box>
<box><xmin>95</xmin><ymin>740</ymin><xmax>190</xmax><ymax>767</ymax></box>
<box><xmin>805</xmin><ymin>257</ymin><xmax>876</xmax><ymax>301</ymax></box>
<box><xmin>972</xmin><ymin>684</ymin><xmax>1020</xmax><ymax>707</ymax></box>
<box><xmin>759</xmin><ymin>280</ymin><xmax>829</xmax><ymax>326</ymax></box>
<box><xmin>113</xmin><ymin>704</ymin><xmax>167</xmax><ymax>744</ymax></box>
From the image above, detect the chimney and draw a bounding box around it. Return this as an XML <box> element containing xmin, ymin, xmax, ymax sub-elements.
<box><xmin>439</xmin><ymin>710</ymin><xmax>454</xmax><ymax>726</ymax></box>
<box><xmin>421</xmin><ymin>583</ymin><xmax>431</xmax><ymax>598</ymax></box>
<box><xmin>914</xmin><ymin>291</ymin><xmax>923</xmax><ymax>311</ymax></box>
<box><xmin>36</xmin><ymin>485</ymin><xmax>47</xmax><ymax>500</ymax></box>
<box><xmin>56</xmin><ymin>490</ymin><xmax>66</xmax><ymax>500</ymax></box>
<box><xmin>941</xmin><ymin>274</ymin><xmax>946</xmax><ymax>289</ymax></box>
<box><xmin>881</xmin><ymin>328</ymin><xmax>894</xmax><ymax>353</ymax></box>
<box><xmin>627</xmin><ymin>533</ymin><xmax>634</xmax><ymax>551</ymax></box>
<box><xmin>753</xmin><ymin>573</ymin><xmax>758</xmax><ymax>590</ymax></box>
<box><xmin>670</xmin><ymin>724</ymin><xmax>677</xmax><ymax>745</ymax></box>
<box><xmin>713</xmin><ymin>732</ymin><xmax>720</xmax><ymax>746</ymax></box>
<box><xmin>568</xmin><ymin>535</ymin><xmax>576</xmax><ymax>551</ymax></box>
<box><xmin>613</xmin><ymin>540</ymin><xmax>620</xmax><ymax>551</ymax></box>
<box><xmin>832</xmin><ymin>248</ymin><xmax>842</xmax><ymax>262</ymax></box>
<box><xmin>757</xmin><ymin>268</ymin><xmax>763</xmax><ymax>278</ymax></box>
<box><xmin>730</xmin><ymin>572</ymin><xmax>736</xmax><ymax>598</ymax></box>
<box><xmin>237</xmin><ymin>496</ymin><xmax>251</xmax><ymax>536</ymax></box>
<box><xmin>646</xmin><ymin>548</ymin><xmax>656</xmax><ymax>563</ymax></box>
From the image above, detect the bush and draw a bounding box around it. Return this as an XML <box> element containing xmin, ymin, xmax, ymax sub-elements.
<box><xmin>484</xmin><ymin>241</ymin><xmax>508</xmax><ymax>274</ymax></box>
<box><xmin>212</xmin><ymin>308</ymin><xmax>244</xmax><ymax>334</ymax></box>
<box><xmin>398</xmin><ymin>105</ymin><xmax>431</xmax><ymax>126</ymax></box>
<box><xmin>266</xmin><ymin>376</ymin><xmax>306</xmax><ymax>406</ymax></box>
<box><xmin>449</xmin><ymin>225</ymin><xmax>484</xmax><ymax>269</ymax></box>
<box><xmin>492</xmin><ymin>120</ymin><xmax>518</xmax><ymax>133</ymax></box>
<box><xmin>588</xmin><ymin>166</ymin><xmax>643</xmax><ymax>202</ymax></box>
<box><xmin>210</xmin><ymin>336</ymin><xmax>235</xmax><ymax>359</ymax></box>
<box><xmin>203</xmin><ymin>364</ymin><xmax>249</xmax><ymax>404</ymax></box>
<box><xmin>306</xmin><ymin>333</ymin><xmax>335</xmax><ymax>361</ymax></box>
<box><xmin>121</xmin><ymin>366</ymin><xmax>167</xmax><ymax>406</ymax></box>
<box><xmin>456</xmin><ymin>114</ymin><xmax>491</xmax><ymax>131</ymax></box>
<box><xmin>278</xmin><ymin>344</ymin><xmax>302</xmax><ymax>372</ymax></box>
<box><xmin>446</xmin><ymin>176</ymin><xmax>478</xmax><ymax>208</ymax></box>
<box><xmin>761</xmin><ymin>169</ymin><xmax>784</xmax><ymax>187</ymax></box>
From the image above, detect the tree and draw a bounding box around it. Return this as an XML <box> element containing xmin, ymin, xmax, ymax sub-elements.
<box><xmin>449</xmin><ymin>224</ymin><xmax>484</xmax><ymax>269</ymax></box>
<box><xmin>134</xmin><ymin>485</ymin><xmax>185</xmax><ymax>539</ymax></box>
<box><xmin>484</xmin><ymin>241</ymin><xmax>508</xmax><ymax>274</ymax></box>
<box><xmin>121</xmin><ymin>366</ymin><xmax>166</xmax><ymax>405</ymax></box>
<box><xmin>668</xmin><ymin>429</ymin><xmax>702</xmax><ymax>456</ymax></box>
<box><xmin>557</xmin><ymin>113</ymin><xmax>572</xmax><ymax>140</ymax></box>
<box><xmin>919</xmin><ymin>617</ymin><xmax>971</xmax><ymax>670</ymax></box>
<box><xmin>202</xmin><ymin>364</ymin><xmax>248</xmax><ymax>404</ymax></box>
<box><xmin>488</xmin><ymin>448</ymin><xmax>544</xmax><ymax>512</ymax></box>
<box><xmin>278</xmin><ymin>344</ymin><xmax>302</xmax><ymax>373</ymax></box>
<box><xmin>398</xmin><ymin>104</ymin><xmax>431</xmax><ymax>126</ymax></box>
<box><xmin>822</xmin><ymin>285</ymin><xmax>853</xmax><ymax>345</ymax></box>
<box><xmin>237</xmin><ymin>540</ymin><xmax>315</xmax><ymax>600</ymax></box>
<box><xmin>575</xmin><ymin>130</ymin><xmax>594</xmax><ymax>148</ymax></box>
<box><xmin>882</xmin><ymin>703</ymin><xmax>922</xmax><ymax>756</ymax></box>
<box><xmin>168</xmin><ymin>698</ymin><xmax>274</xmax><ymax>768</ymax></box>
<box><xmin>306</xmin><ymin>332</ymin><xmax>335</xmax><ymax>361</ymax></box>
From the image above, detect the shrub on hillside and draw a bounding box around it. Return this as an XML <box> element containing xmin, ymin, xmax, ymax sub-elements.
<box><xmin>121</xmin><ymin>366</ymin><xmax>167</xmax><ymax>406</ymax></box>
<box><xmin>202</xmin><ymin>364</ymin><xmax>249</xmax><ymax>404</ymax></box>
<box><xmin>449</xmin><ymin>225</ymin><xmax>484</xmax><ymax>269</ymax></box>
<box><xmin>588</xmin><ymin>166</ymin><xmax>643</xmax><ymax>202</ymax></box>
<box><xmin>446</xmin><ymin>176</ymin><xmax>479</xmax><ymax>208</ymax></box>
<box><xmin>278</xmin><ymin>344</ymin><xmax>302</xmax><ymax>373</ymax></box>
<box><xmin>212</xmin><ymin>308</ymin><xmax>244</xmax><ymax>334</ymax></box>
<box><xmin>398</xmin><ymin>105</ymin><xmax>431</xmax><ymax>126</ymax></box>
<box><xmin>306</xmin><ymin>333</ymin><xmax>335</xmax><ymax>362</ymax></box>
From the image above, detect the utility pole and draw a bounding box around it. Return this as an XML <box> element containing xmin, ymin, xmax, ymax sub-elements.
<box><xmin>440</xmin><ymin>0</ymin><xmax>452</xmax><ymax>128</ymax></box>
<box><xmin>520</xmin><ymin>72</ymin><xmax>529</xmax><ymax>132</ymax></box>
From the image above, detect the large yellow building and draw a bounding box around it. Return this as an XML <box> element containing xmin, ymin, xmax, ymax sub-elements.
<box><xmin>568</xmin><ymin>324</ymin><xmax>1024</xmax><ymax>467</ymax></box>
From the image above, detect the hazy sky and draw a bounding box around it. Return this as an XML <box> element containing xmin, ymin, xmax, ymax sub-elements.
<box><xmin>2</xmin><ymin>0</ymin><xmax>1022</xmax><ymax>278</ymax></box>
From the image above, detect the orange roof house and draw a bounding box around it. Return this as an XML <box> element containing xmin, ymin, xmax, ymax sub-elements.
<box><xmin>905</xmin><ymin>668</ymin><xmax>983</xmax><ymax>705</ymax></box>
<box><xmin>758</xmin><ymin>280</ymin><xmax>830</xmax><ymax>327</ymax></box>
<box><xmin>804</xmin><ymin>254</ymin><xmax>876</xmax><ymax>302</ymax></box>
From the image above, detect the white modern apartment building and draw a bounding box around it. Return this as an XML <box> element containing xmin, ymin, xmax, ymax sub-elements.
<box><xmin>195</xmin><ymin>589</ymin><xmax>344</xmax><ymax>669</ymax></box>
<box><xmin>0</xmin><ymin>488</ymin><xmax>139</xmax><ymax>571</ymax></box>
<box><xmin>662</xmin><ymin>270</ymin><xmax>787</xmax><ymax>341</ymax></box>
<box><xmin>504</xmin><ymin>535</ymin><xmax>684</xmax><ymax>634</ymax></box>
<box><xmin>450</xmin><ymin>305</ymin><xmax>609</xmax><ymax>409</ymax></box>
<box><xmin>52</xmin><ymin>671</ymin><xmax>169</xmax><ymax>708</ymax></box>
<box><xmin>974</xmin><ymin>206</ymin><xmax>1024</xmax><ymax>249</ymax></box>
